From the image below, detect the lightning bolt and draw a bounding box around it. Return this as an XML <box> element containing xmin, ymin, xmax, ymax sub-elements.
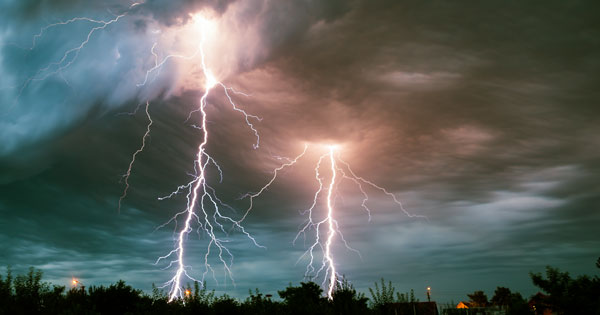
<box><xmin>323</xmin><ymin>147</ymin><xmax>337</xmax><ymax>299</ymax></box>
<box><xmin>26</xmin><ymin>8</ymin><xmax>267</xmax><ymax>301</ymax></box>
<box><xmin>118</xmin><ymin>101</ymin><xmax>153</xmax><ymax>213</ymax></box>
<box><xmin>150</xmin><ymin>16</ymin><xmax>265</xmax><ymax>302</ymax></box>
<box><xmin>293</xmin><ymin>145</ymin><xmax>426</xmax><ymax>299</ymax></box>
<box><xmin>17</xmin><ymin>4</ymin><xmax>427</xmax><ymax>302</ymax></box>
<box><xmin>293</xmin><ymin>146</ymin><xmax>341</xmax><ymax>299</ymax></box>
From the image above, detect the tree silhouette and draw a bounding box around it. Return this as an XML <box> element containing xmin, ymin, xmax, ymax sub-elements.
<box><xmin>241</xmin><ymin>288</ymin><xmax>282</xmax><ymax>315</ymax></box>
<box><xmin>0</xmin><ymin>267</ymin><xmax>13</xmax><ymax>311</ymax></box>
<box><xmin>13</xmin><ymin>267</ymin><xmax>47</xmax><ymax>313</ymax></box>
<box><xmin>278</xmin><ymin>282</ymin><xmax>327</xmax><ymax>315</ymax></box>
<box><xmin>331</xmin><ymin>279</ymin><xmax>368</xmax><ymax>315</ymax></box>
<box><xmin>368</xmin><ymin>278</ymin><xmax>422</xmax><ymax>315</ymax></box>
<box><xmin>489</xmin><ymin>287</ymin><xmax>530</xmax><ymax>315</ymax></box>
<box><xmin>530</xmin><ymin>265</ymin><xmax>600</xmax><ymax>314</ymax></box>
<box><xmin>184</xmin><ymin>281</ymin><xmax>213</xmax><ymax>314</ymax></box>
<box><xmin>5</xmin><ymin>263</ymin><xmax>597</xmax><ymax>315</ymax></box>
<box><xmin>490</xmin><ymin>287</ymin><xmax>512</xmax><ymax>307</ymax></box>
<box><xmin>87</xmin><ymin>280</ymin><xmax>147</xmax><ymax>314</ymax></box>
<box><xmin>368</xmin><ymin>278</ymin><xmax>397</xmax><ymax>308</ymax></box>
<box><xmin>467</xmin><ymin>290</ymin><xmax>488</xmax><ymax>307</ymax></box>
<box><xmin>212</xmin><ymin>294</ymin><xmax>241</xmax><ymax>315</ymax></box>
<box><xmin>505</xmin><ymin>292</ymin><xmax>530</xmax><ymax>315</ymax></box>
<box><xmin>396</xmin><ymin>289</ymin><xmax>418</xmax><ymax>303</ymax></box>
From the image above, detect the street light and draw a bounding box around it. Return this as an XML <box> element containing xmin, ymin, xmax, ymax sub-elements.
<box><xmin>71</xmin><ymin>278</ymin><xmax>85</xmax><ymax>292</ymax></box>
<box><xmin>426</xmin><ymin>286</ymin><xmax>431</xmax><ymax>302</ymax></box>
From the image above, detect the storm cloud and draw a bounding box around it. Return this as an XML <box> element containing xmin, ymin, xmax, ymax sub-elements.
<box><xmin>1</xmin><ymin>0</ymin><xmax>599</xmax><ymax>302</ymax></box>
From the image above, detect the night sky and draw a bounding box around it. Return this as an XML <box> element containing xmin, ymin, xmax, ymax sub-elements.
<box><xmin>1</xmin><ymin>0</ymin><xmax>599</xmax><ymax>303</ymax></box>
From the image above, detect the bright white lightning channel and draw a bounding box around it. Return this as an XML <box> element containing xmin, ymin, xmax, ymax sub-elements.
<box><xmin>146</xmin><ymin>16</ymin><xmax>266</xmax><ymax>301</ymax></box>
<box><xmin>293</xmin><ymin>145</ymin><xmax>426</xmax><ymax>300</ymax></box>
<box><xmin>25</xmin><ymin>9</ymin><xmax>267</xmax><ymax>301</ymax></box>
<box><xmin>22</xmin><ymin>7</ymin><xmax>425</xmax><ymax>301</ymax></box>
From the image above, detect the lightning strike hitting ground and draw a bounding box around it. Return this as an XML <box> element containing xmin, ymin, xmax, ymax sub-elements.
<box><xmin>235</xmin><ymin>143</ymin><xmax>424</xmax><ymax>300</ymax></box>
<box><xmin>148</xmin><ymin>16</ymin><xmax>265</xmax><ymax>301</ymax></box>
<box><xmin>293</xmin><ymin>145</ymin><xmax>425</xmax><ymax>300</ymax></box>
<box><xmin>23</xmin><ymin>9</ymin><xmax>268</xmax><ymax>301</ymax></box>
<box><xmin>323</xmin><ymin>147</ymin><xmax>338</xmax><ymax>299</ymax></box>
<box><xmin>17</xmin><ymin>6</ymin><xmax>425</xmax><ymax>302</ymax></box>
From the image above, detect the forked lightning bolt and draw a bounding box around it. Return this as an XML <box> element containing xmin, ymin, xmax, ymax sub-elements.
<box><xmin>293</xmin><ymin>146</ymin><xmax>342</xmax><ymax>299</ymax></box>
<box><xmin>19</xmin><ymin>5</ymin><xmax>425</xmax><ymax>302</ymax></box>
<box><xmin>18</xmin><ymin>3</ymin><xmax>144</xmax><ymax>204</ymax></box>
<box><xmin>293</xmin><ymin>145</ymin><xmax>425</xmax><ymax>299</ymax></box>
<box><xmin>323</xmin><ymin>147</ymin><xmax>338</xmax><ymax>299</ymax></box>
<box><xmin>24</xmin><ymin>8</ymin><xmax>267</xmax><ymax>301</ymax></box>
<box><xmin>149</xmin><ymin>16</ymin><xmax>265</xmax><ymax>301</ymax></box>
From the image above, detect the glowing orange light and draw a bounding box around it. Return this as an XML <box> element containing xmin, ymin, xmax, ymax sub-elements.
<box><xmin>72</xmin><ymin>279</ymin><xmax>78</xmax><ymax>285</ymax></box>
<box><xmin>185</xmin><ymin>289</ymin><xmax>191</xmax><ymax>296</ymax></box>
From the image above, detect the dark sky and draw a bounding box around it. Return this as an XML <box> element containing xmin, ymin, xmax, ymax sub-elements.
<box><xmin>1</xmin><ymin>0</ymin><xmax>599</xmax><ymax>303</ymax></box>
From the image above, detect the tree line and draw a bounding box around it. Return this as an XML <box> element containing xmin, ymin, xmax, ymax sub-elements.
<box><xmin>449</xmin><ymin>257</ymin><xmax>600</xmax><ymax>315</ymax></box>
<box><xmin>0</xmin><ymin>257</ymin><xmax>598</xmax><ymax>315</ymax></box>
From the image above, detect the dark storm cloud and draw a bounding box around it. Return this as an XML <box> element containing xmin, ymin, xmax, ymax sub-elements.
<box><xmin>200</xmin><ymin>0</ymin><xmax>600</xmax><ymax>297</ymax></box>
<box><xmin>0</xmin><ymin>0</ymin><xmax>351</xmax><ymax>161</ymax></box>
<box><xmin>1</xmin><ymin>0</ymin><xmax>599</xmax><ymax>302</ymax></box>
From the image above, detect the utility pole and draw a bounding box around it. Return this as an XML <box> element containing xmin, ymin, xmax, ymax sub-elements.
<box><xmin>426</xmin><ymin>286</ymin><xmax>431</xmax><ymax>302</ymax></box>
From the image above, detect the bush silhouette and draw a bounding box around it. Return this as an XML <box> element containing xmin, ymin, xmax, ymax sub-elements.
<box><xmin>278</xmin><ymin>281</ymin><xmax>327</xmax><ymax>315</ymax></box>
<box><xmin>331</xmin><ymin>279</ymin><xmax>369</xmax><ymax>315</ymax></box>
<box><xmin>3</xmin><ymin>260</ymin><xmax>598</xmax><ymax>315</ymax></box>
